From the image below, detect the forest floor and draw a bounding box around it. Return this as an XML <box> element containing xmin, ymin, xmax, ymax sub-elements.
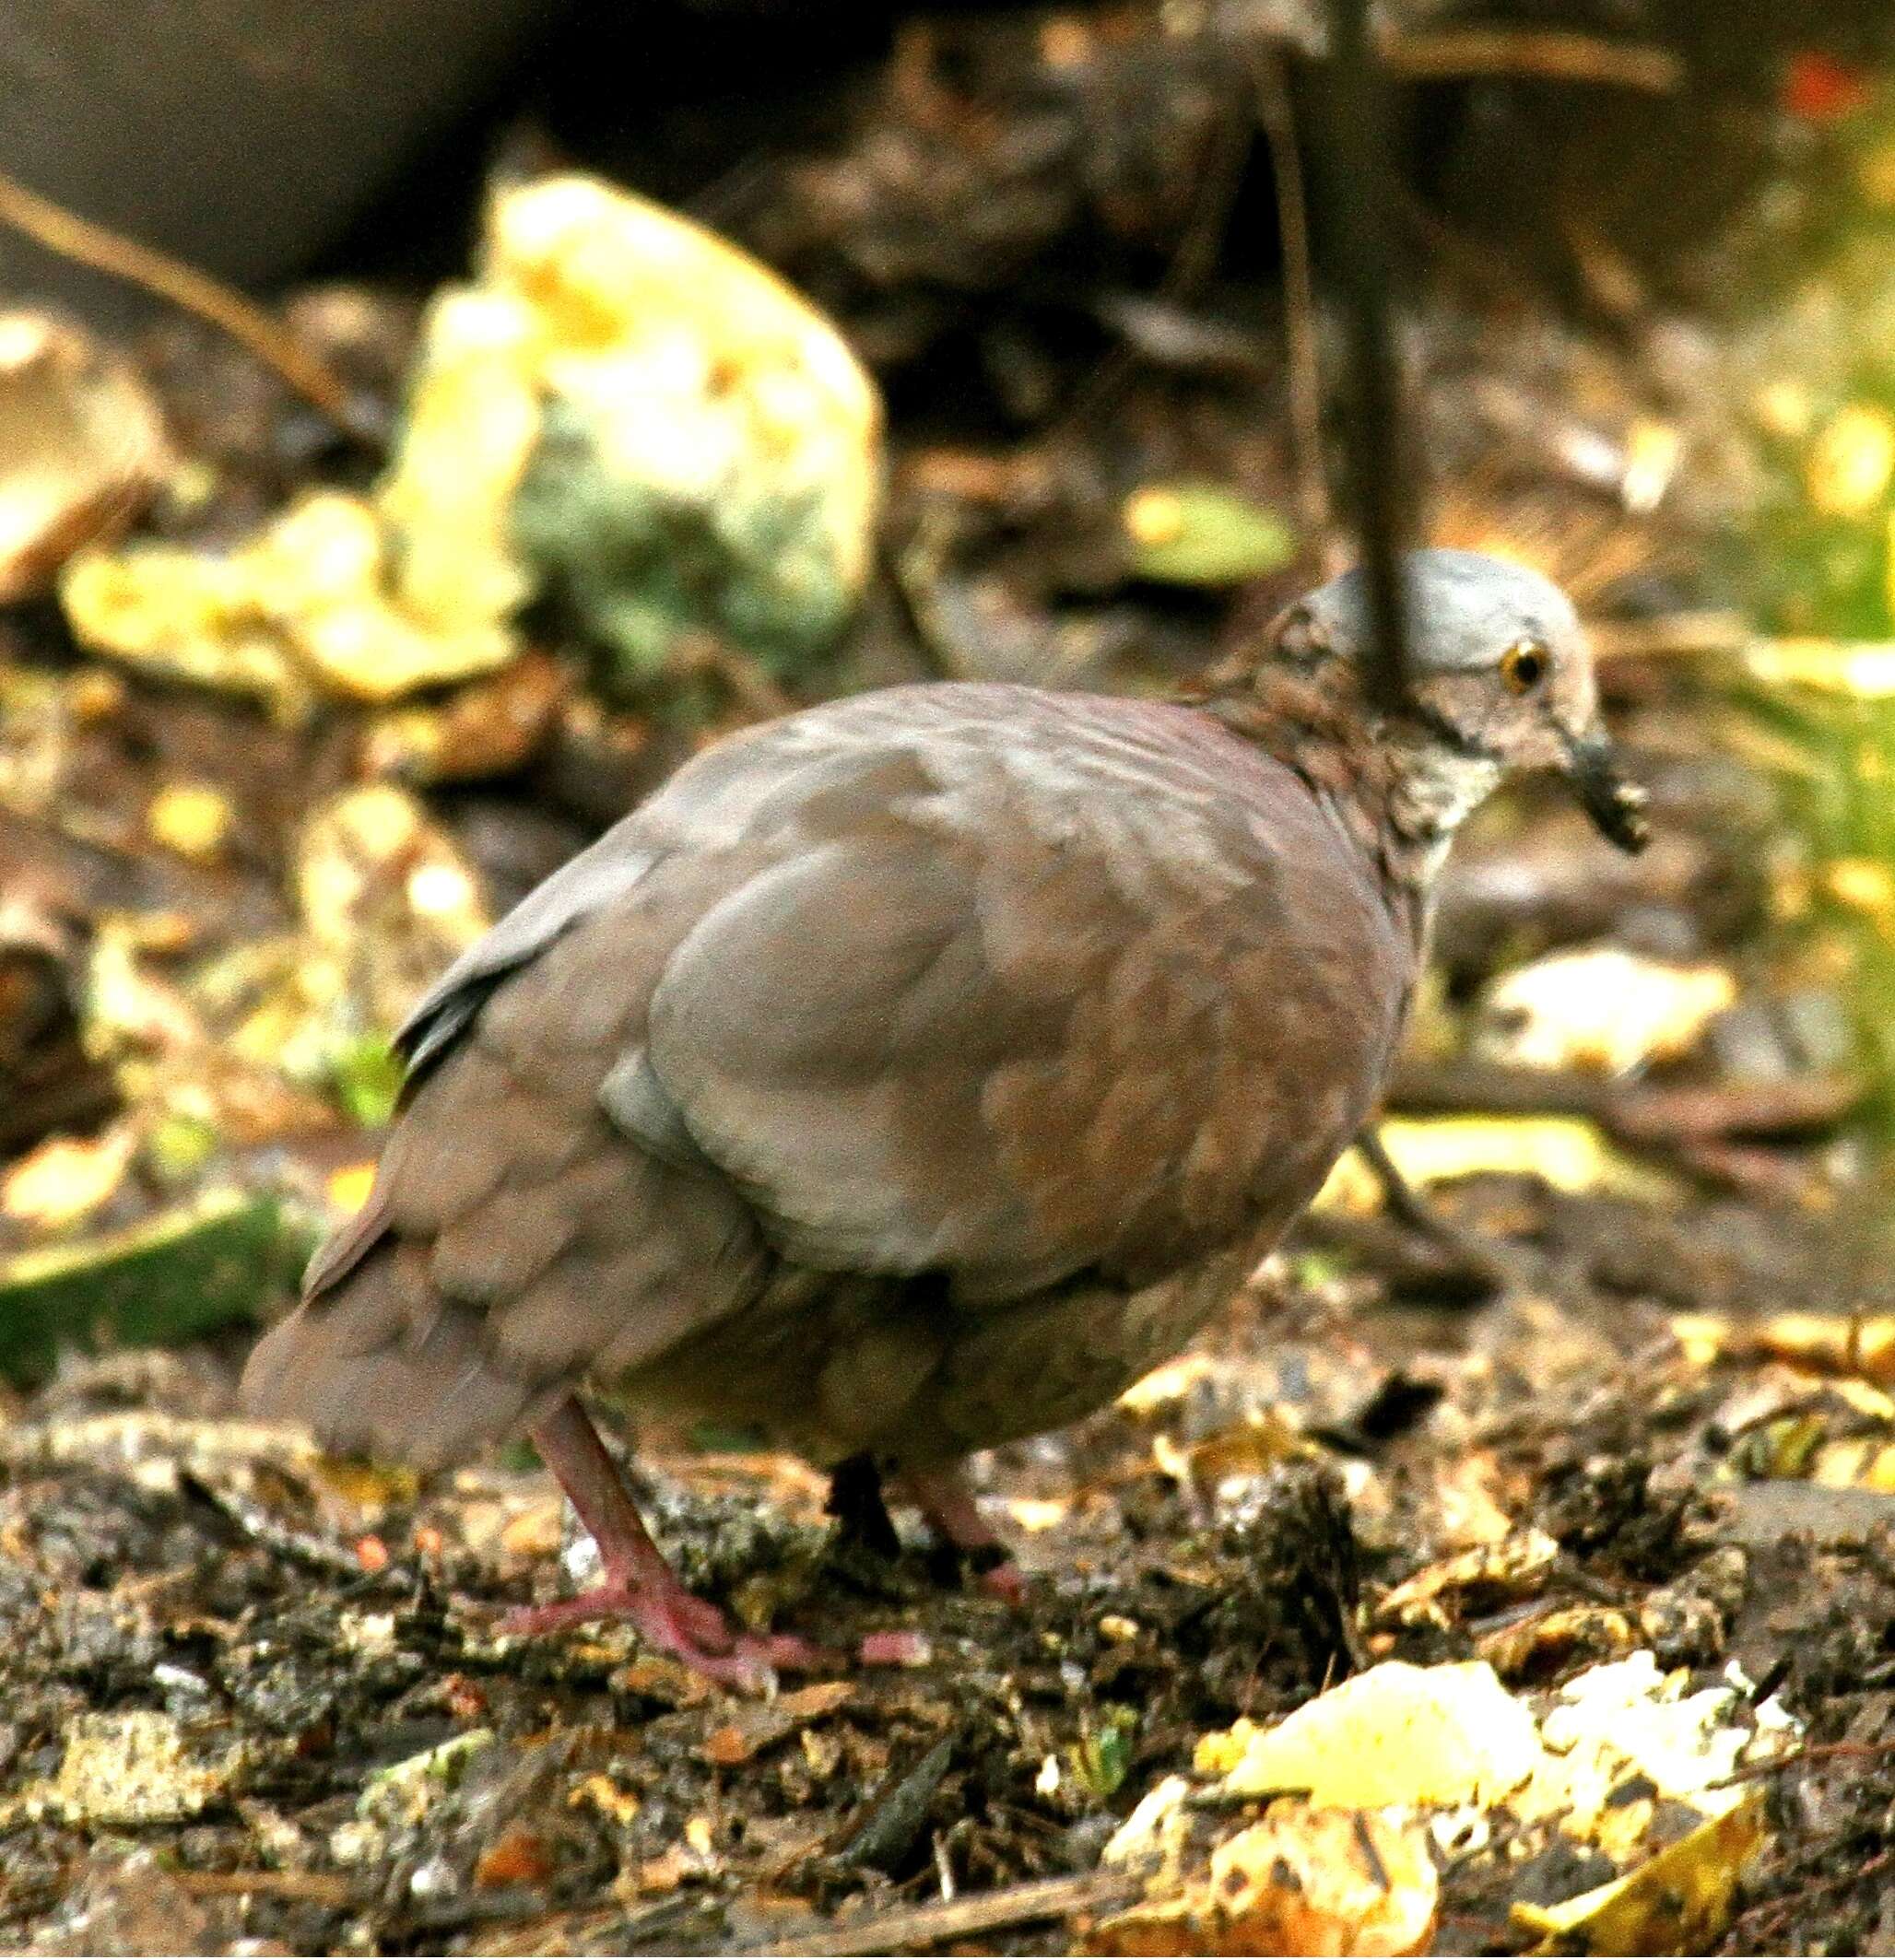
<box><xmin>6</xmin><ymin>6</ymin><xmax>1895</xmax><ymax>1950</ymax></box>
<box><xmin>3</xmin><ymin>1167</ymin><xmax>1894</xmax><ymax>1955</ymax></box>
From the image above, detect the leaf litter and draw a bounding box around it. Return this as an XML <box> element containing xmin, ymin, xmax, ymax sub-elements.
<box><xmin>4</xmin><ymin>29</ymin><xmax>1895</xmax><ymax>1953</ymax></box>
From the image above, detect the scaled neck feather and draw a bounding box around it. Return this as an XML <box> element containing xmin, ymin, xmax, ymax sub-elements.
<box><xmin>1193</xmin><ymin>662</ymin><xmax>1487</xmax><ymax>926</ymax></box>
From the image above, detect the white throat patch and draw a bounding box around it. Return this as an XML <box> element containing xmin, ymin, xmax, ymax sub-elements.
<box><xmin>1390</xmin><ymin>747</ymin><xmax>1504</xmax><ymax>878</ymax></box>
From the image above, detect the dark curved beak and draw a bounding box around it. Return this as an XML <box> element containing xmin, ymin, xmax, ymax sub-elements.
<box><xmin>1562</xmin><ymin>728</ymin><xmax>1650</xmax><ymax>853</ymax></box>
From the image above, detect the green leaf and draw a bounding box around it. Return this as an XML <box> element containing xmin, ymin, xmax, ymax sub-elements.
<box><xmin>1123</xmin><ymin>483</ymin><xmax>1296</xmax><ymax>587</ymax></box>
<box><xmin>0</xmin><ymin>1188</ymin><xmax>317</xmax><ymax>1384</ymax></box>
<box><xmin>328</xmin><ymin>1032</ymin><xmax>406</xmax><ymax>1128</ymax></box>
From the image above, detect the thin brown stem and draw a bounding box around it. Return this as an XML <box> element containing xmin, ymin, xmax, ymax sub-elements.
<box><xmin>1251</xmin><ymin>49</ymin><xmax>1334</xmax><ymax>561</ymax></box>
<box><xmin>0</xmin><ymin>169</ymin><xmax>369</xmax><ymax>442</ymax></box>
<box><xmin>1384</xmin><ymin>28</ymin><xmax>1683</xmax><ymax>95</ymax></box>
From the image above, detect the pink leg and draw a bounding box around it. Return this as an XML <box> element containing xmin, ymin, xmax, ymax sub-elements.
<box><xmin>506</xmin><ymin>1398</ymin><xmax>837</xmax><ymax>1691</ymax></box>
<box><xmin>898</xmin><ymin>1465</ymin><xmax>1027</xmax><ymax>1606</ymax></box>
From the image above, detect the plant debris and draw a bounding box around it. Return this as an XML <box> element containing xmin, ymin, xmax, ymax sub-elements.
<box><xmin>6</xmin><ymin>11</ymin><xmax>1895</xmax><ymax>1953</ymax></box>
<box><xmin>0</xmin><ymin>311</ymin><xmax>170</xmax><ymax>604</ymax></box>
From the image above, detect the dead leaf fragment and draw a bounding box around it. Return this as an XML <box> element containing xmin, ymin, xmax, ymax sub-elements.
<box><xmin>1</xmin><ymin>1123</ymin><xmax>135</xmax><ymax>1231</ymax></box>
<box><xmin>473</xmin><ymin>174</ymin><xmax>883</xmax><ymax>687</ymax></box>
<box><xmin>1091</xmin><ymin>1805</ymin><xmax>1437</xmax><ymax>1957</ymax></box>
<box><xmin>1206</xmin><ymin>1661</ymin><xmax>1541</xmax><ymax>1808</ymax></box>
<box><xmin>1514</xmin><ymin>1650</ymin><xmax>1787</xmax><ymax>1843</ymax></box>
<box><xmin>1112</xmin><ymin>1645</ymin><xmax>1796</xmax><ymax>1960</ymax></box>
<box><xmin>1477</xmin><ymin>1602</ymin><xmax>1642</xmax><ymax>1680</ymax></box>
<box><xmin>1316</xmin><ymin>1117</ymin><xmax>1673</xmax><ymax>1210</ymax></box>
<box><xmin>38</xmin><ymin>1710</ymin><xmax>250</xmax><ymax>1825</ymax></box>
<box><xmin>1674</xmin><ymin>1308</ymin><xmax>1895</xmax><ymax>1386</ymax></box>
<box><xmin>1375</xmin><ymin>1528</ymin><xmax>1561</xmax><ymax>1626</ymax></box>
<box><xmin>63</xmin><ymin>490</ymin><xmax>518</xmax><ymax>712</ymax></box>
<box><xmin>699</xmin><ymin>1681</ymin><xmax>853</xmax><ymax>1766</ymax></box>
<box><xmin>1476</xmin><ymin>945</ymin><xmax>1736</xmax><ymax>1076</ymax></box>
<box><xmin>360</xmin><ymin>649</ymin><xmax>568</xmax><ymax>784</ymax></box>
<box><xmin>569</xmin><ymin>1773</ymin><xmax>641</xmax><ymax>1825</ymax></box>
<box><xmin>1511</xmin><ymin>1791</ymin><xmax>1764</xmax><ymax>1954</ymax></box>
<box><xmin>291</xmin><ymin>783</ymin><xmax>489</xmax><ymax>1034</ymax></box>
<box><xmin>0</xmin><ymin>311</ymin><xmax>170</xmax><ymax>603</ymax></box>
<box><xmin>475</xmin><ymin>1822</ymin><xmax>555</xmax><ymax>1890</ymax></box>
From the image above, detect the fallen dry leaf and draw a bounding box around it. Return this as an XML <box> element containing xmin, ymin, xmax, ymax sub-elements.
<box><xmin>1476</xmin><ymin>945</ymin><xmax>1736</xmax><ymax>1076</ymax></box>
<box><xmin>0</xmin><ymin>311</ymin><xmax>170</xmax><ymax>604</ymax></box>
<box><xmin>1316</xmin><ymin>1116</ymin><xmax>1674</xmax><ymax>1210</ymax></box>
<box><xmin>1674</xmin><ymin>1308</ymin><xmax>1895</xmax><ymax>1386</ymax></box>
<box><xmin>1202</xmin><ymin>1661</ymin><xmax>1540</xmax><ymax>1808</ymax></box>
<box><xmin>1</xmin><ymin>1123</ymin><xmax>136</xmax><ymax>1231</ymax></box>
<box><xmin>1512</xmin><ymin>1791</ymin><xmax>1765</xmax><ymax>1955</ymax></box>
<box><xmin>1091</xmin><ymin>1804</ymin><xmax>1436</xmax><ymax>1957</ymax></box>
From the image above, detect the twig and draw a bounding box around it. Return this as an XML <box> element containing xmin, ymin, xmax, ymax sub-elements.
<box><xmin>468</xmin><ymin>1895</ymin><xmax>703</xmax><ymax>1958</ymax></box>
<box><xmin>1185</xmin><ymin>1784</ymin><xmax>1312</xmax><ymax>1812</ymax></box>
<box><xmin>1728</xmin><ymin>1842</ymin><xmax>1895</xmax><ymax>1941</ymax></box>
<box><xmin>174</xmin><ymin>1871</ymin><xmax>354</xmax><ymax>1905</ymax></box>
<box><xmin>1585</xmin><ymin>611</ymin><xmax>1751</xmax><ymax>661</ymax></box>
<box><xmin>1386</xmin><ymin>1061</ymin><xmax>1863</xmax><ymax>1146</ymax></box>
<box><xmin>1709</xmin><ymin>1739</ymin><xmax>1895</xmax><ymax>1791</ymax></box>
<box><xmin>0</xmin><ymin>169</ymin><xmax>371</xmax><ymax>443</ymax></box>
<box><xmin>1383</xmin><ymin>29</ymin><xmax>1683</xmax><ymax>95</ymax></box>
<box><xmin>1250</xmin><ymin>50</ymin><xmax>1333</xmax><ymax>557</ymax></box>
<box><xmin>1315</xmin><ymin>0</ymin><xmax>1412</xmax><ymax>710</ymax></box>
<box><xmin>1352</xmin><ymin>1810</ymin><xmax>1392</xmax><ymax>1892</ymax></box>
<box><xmin>744</xmin><ymin>1869</ymin><xmax>1143</xmax><ymax>1957</ymax></box>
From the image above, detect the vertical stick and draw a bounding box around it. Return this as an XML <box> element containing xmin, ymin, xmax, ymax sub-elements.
<box><xmin>1252</xmin><ymin>50</ymin><xmax>1333</xmax><ymax>558</ymax></box>
<box><xmin>1314</xmin><ymin>0</ymin><xmax>1413</xmax><ymax>710</ymax></box>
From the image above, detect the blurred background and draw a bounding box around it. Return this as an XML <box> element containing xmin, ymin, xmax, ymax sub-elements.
<box><xmin>7</xmin><ymin>2</ymin><xmax>1895</xmax><ymax>1953</ymax></box>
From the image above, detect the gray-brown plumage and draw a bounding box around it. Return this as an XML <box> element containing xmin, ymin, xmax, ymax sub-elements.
<box><xmin>243</xmin><ymin>549</ymin><xmax>1645</xmax><ymax>1682</ymax></box>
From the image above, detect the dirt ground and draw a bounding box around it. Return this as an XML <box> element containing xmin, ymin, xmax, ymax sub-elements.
<box><xmin>6</xmin><ymin>5</ymin><xmax>1895</xmax><ymax>1951</ymax></box>
<box><xmin>1</xmin><ymin>1168</ymin><xmax>1893</xmax><ymax>1955</ymax></box>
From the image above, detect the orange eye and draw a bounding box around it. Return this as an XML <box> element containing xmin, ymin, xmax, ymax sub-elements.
<box><xmin>1501</xmin><ymin>640</ymin><xmax>1548</xmax><ymax>694</ymax></box>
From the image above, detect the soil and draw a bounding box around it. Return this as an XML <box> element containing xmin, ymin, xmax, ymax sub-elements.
<box><xmin>6</xmin><ymin>5</ymin><xmax>1895</xmax><ymax>1951</ymax></box>
<box><xmin>1</xmin><ymin>1176</ymin><xmax>1892</xmax><ymax>1954</ymax></box>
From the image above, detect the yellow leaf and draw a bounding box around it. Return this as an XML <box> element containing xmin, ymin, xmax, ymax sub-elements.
<box><xmin>1673</xmin><ymin>1308</ymin><xmax>1895</xmax><ymax>1385</ymax></box>
<box><xmin>147</xmin><ymin>782</ymin><xmax>234</xmax><ymax>862</ymax></box>
<box><xmin>1316</xmin><ymin>1118</ymin><xmax>1672</xmax><ymax>1208</ymax></box>
<box><xmin>1807</xmin><ymin>403</ymin><xmax>1895</xmax><ymax>516</ymax></box>
<box><xmin>1376</xmin><ymin>1529</ymin><xmax>1561</xmax><ymax>1623</ymax></box>
<box><xmin>326</xmin><ymin>1163</ymin><xmax>379</xmax><ymax>1217</ymax></box>
<box><xmin>1</xmin><ymin>1126</ymin><xmax>135</xmax><ymax>1230</ymax></box>
<box><xmin>1477</xmin><ymin>947</ymin><xmax>1736</xmax><ymax>1076</ymax></box>
<box><xmin>1511</xmin><ymin>1792</ymin><xmax>1763</xmax><ymax>1955</ymax></box>
<box><xmin>1209</xmin><ymin>1661</ymin><xmax>1542</xmax><ymax>1808</ymax></box>
<box><xmin>1091</xmin><ymin>1803</ymin><xmax>1437</xmax><ymax>1958</ymax></box>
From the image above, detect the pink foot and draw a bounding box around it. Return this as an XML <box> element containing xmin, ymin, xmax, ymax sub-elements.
<box><xmin>510</xmin><ymin>1402</ymin><xmax>929</xmax><ymax>1692</ymax></box>
<box><xmin>504</xmin><ymin>1582</ymin><xmax>835</xmax><ymax>1691</ymax></box>
<box><xmin>898</xmin><ymin>1466</ymin><xmax>1028</xmax><ymax>1607</ymax></box>
<box><xmin>978</xmin><ymin>1561</ymin><xmax>1027</xmax><ymax>1608</ymax></box>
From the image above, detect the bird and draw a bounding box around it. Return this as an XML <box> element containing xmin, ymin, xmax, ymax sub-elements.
<box><xmin>243</xmin><ymin>548</ymin><xmax>1648</xmax><ymax>1687</ymax></box>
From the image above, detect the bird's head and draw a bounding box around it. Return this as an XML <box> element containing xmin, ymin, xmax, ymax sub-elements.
<box><xmin>1265</xmin><ymin>548</ymin><xmax>1649</xmax><ymax>854</ymax></box>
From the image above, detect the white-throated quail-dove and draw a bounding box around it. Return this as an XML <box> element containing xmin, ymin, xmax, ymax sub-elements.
<box><xmin>243</xmin><ymin>548</ymin><xmax>1648</xmax><ymax>1686</ymax></box>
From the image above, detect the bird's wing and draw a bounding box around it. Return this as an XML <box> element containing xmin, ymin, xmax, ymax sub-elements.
<box><xmin>626</xmin><ymin>690</ymin><xmax>1412</xmax><ymax>1296</ymax></box>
